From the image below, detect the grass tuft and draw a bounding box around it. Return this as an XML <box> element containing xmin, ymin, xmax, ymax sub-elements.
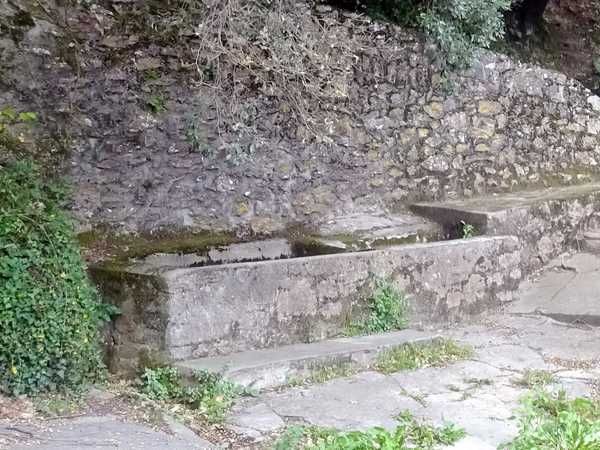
<box><xmin>375</xmin><ymin>339</ymin><xmax>473</xmax><ymax>374</ymax></box>
<box><xmin>139</xmin><ymin>366</ymin><xmax>249</xmax><ymax>423</ymax></box>
<box><xmin>287</xmin><ymin>363</ymin><xmax>357</xmax><ymax>387</ymax></box>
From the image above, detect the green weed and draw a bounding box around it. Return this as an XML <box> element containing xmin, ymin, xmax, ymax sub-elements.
<box><xmin>502</xmin><ymin>390</ymin><xmax>600</xmax><ymax>449</ymax></box>
<box><xmin>140</xmin><ymin>367</ymin><xmax>247</xmax><ymax>423</ymax></box>
<box><xmin>348</xmin><ymin>278</ymin><xmax>409</xmax><ymax>336</ymax></box>
<box><xmin>460</xmin><ymin>221</ymin><xmax>476</xmax><ymax>239</ymax></box>
<box><xmin>273</xmin><ymin>411</ymin><xmax>465</xmax><ymax>449</ymax></box>
<box><xmin>146</xmin><ymin>94</ymin><xmax>167</xmax><ymax>114</ymax></box>
<box><xmin>375</xmin><ymin>339</ymin><xmax>474</xmax><ymax>374</ymax></box>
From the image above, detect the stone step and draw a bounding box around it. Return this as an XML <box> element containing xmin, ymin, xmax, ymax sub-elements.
<box><xmin>175</xmin><ymin>329</ymin><xmax>439</xmax><ymax>391</ymax></box>
<box><xmin>411</xmin><ymin>182</ymin><xmax>600</xmax><ymax>269</ymax></box>
<box><xmin>92</xmin><ymin>235</ymin><xmax>521</xmax><ymax>374</ymax></box>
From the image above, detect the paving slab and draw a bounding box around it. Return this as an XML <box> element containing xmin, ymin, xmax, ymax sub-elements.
<box><xmin>260</xmin><ymin>371</ymin><xmax>422</xmax><ymax>431</ymax></box>
<box><xmin>508</xmin><ymin>252</ymin><xmax>600</xmax><ymax>326</ymax></box>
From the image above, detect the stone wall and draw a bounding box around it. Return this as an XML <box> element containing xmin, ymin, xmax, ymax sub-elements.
<box><xmin>2</xmin><ymin>2</ymin><xmax>600</xmax><ymax>235</ymax></box>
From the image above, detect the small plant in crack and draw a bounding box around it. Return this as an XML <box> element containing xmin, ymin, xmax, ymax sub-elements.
<box><xmin>513</xmin><ymin>369</ymin><xmax>556</xmax><ymax>389</ymax></box>
<box><xmin>286</xmin><ymin>363</ymin><xmax>357</xmax><ymax>387</ymax></box>
<box><xmin>460</xmin><ymin>221</ymin><xmax>476</xmax><ymax>239</ymax></box>
<box><xmin>273</xmin><ymin>410</ymin><xmax>466</xmax><ymax>449</ymax></box>
<box><xmin>146</xmin><ymin>94</ymin><xmax>167</xmax><ymax>114</ymax></box>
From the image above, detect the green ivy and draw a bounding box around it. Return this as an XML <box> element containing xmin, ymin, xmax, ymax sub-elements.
<box><xmin>0</xmin><ymin>160</ymin><xmax>111</xmax><ymax>395</ymax></box>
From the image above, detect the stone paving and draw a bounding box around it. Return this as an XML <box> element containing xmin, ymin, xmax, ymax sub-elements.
<box><xmin>2</xmin><ymin>252</ymin><xmax>599</xmax><ymax>449</ymax></box>
<box><xmin>227</xmin><ymin>314</ymin><xmax>600</xmax><ymax>448</ymax></box>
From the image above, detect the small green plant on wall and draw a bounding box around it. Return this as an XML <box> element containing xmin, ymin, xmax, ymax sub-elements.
<box><xmin>348</xmin><ymin>277</ymin><xmax>409</xmax><ymax>335</ymax></box>
<box><xmin>0</xmin><ymin>106</ymin><xmax>37</xmax><ymax>133</ymax></box>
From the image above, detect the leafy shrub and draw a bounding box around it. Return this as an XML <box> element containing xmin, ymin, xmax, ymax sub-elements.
<box><xmin>348</xmin><ymin>278</ymin><xmax>409</xmax><ymax>335</ymax></box>
<box><xmin>352</xmin><ymin>0</ymin><xmax>511</xmax><ymax>68</ymax></box>
<box><xmin>420</xmin><ymin>0</ymin><xmax>512</xmax><ymax>68</ymax></box>
<box><xmin>0</xmin><ymin>161</ymin><xmax>109</xmax><ymax>395</ymax></box>
<box><xmin>140</xmin><ymin>367</ymin><xmax>246</xmax><ymax>422</ymax></box>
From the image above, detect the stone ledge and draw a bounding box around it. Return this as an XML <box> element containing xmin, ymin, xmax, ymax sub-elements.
<box><xmin>175</xmin><ymin>329</ymin><xmax>439</xmax><ymax>391</ymax></box>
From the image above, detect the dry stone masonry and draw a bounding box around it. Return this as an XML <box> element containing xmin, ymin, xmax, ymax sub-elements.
<box><xmin>1</xmin><ymin>2</ymin><xmax>600</xmax><ymax>235</ymax></box>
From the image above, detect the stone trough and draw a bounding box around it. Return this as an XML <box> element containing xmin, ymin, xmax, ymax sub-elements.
<box><xmin>90</xmin><ymin>183</ymin><xmax>600</xmax><ymax>374</ymax></box>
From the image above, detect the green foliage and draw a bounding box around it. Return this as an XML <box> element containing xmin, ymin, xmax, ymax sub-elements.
<box><xmin>375</xmin><ymin>339</ymin><xmax>473</xmax><ymax>374</ymax></box>
<box><xmin>348</xmin><ymin>278</ymin><xmax>409</xmax><ymax>335</ymax></box>
<box><xmin>0</xmin><ymin>107</ymin><xmax>38</xmax><ymax>133</ymax></box>
<box><xmin>502</xmin><ymin>391</ymin><xmax>600</xmax><ymax>450</ymax></box>
<box><xmin>146</xmin><ymin>94</ymin><xmax>167</xmax><ymax>114</ymax></box>
<box><xmin>460</xmin><ymin>220</ymin><xmax>475</xmax><ymax>239</ymax></box>
<box><xmin>0</xmin><ymin>161</ymin><xmax>110</xmax><ymax>395</ymax></box>
<box><xmin>420</xmin><ymin>0</ymin><xmax>511</xmax><ymax>68</ymax></box>
<box><xmin>140</xmin><ymin>367</ymin><xmax>246</xmax><ymax>422</ymax></box>
<box><xmin>364</xmin><ymin>0</ymin><xmax>425</xmax><ymax>28</ymax></box>
<box><xmin>273</xmin><ymin>412</ymin><xmax>465</xmax><ymax>449</ymax></box>
<box><xmin>358</xmin><ymin>0</ymin><xmax>511</xmax><ymax>68</ymax></box>
<box><xmin>0</xmin><ymin>107</ymin><xmax>38</xmax><ymax>157</ymax></box>
<box><xmin>141</xmin><ymin>366</ymin><xmax>181</xmax><ymax>401</ymax></box>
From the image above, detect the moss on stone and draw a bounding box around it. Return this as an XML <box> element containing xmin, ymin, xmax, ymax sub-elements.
<box><xmin>78</xmin><ymin>228</ymin><xmax>237</xmax><ymax>262</ymax></box>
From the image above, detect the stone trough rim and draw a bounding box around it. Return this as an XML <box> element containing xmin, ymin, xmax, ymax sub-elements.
<box><xmin>157</xmin><ymin>235</ymin><xmax>514</xmax><ymax>275</ymax></box>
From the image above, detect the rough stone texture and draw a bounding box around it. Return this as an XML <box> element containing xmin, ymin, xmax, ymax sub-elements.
<box><xmin>91</xmin><ymin>236</ymin><xmax>521</xmax><ymax>370</ymax></box>
<box><xmin>412</xmin><ymin>183</ymin><xmax>600</xmax><ymax>270</ymax></box>
<box><xmin>2</xmin><ymin>2</ymin><xmax>600</xmax><ymax>234</ymax></box>
<box><xmin>89</xmin><ymin>269</ymin><xmax>170</xmax><ymax>374</ymax></box>
<box><xmin>175</xmin><ymin>330</ymin><xmax>438</xmax><ymax>391</ymax></box>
